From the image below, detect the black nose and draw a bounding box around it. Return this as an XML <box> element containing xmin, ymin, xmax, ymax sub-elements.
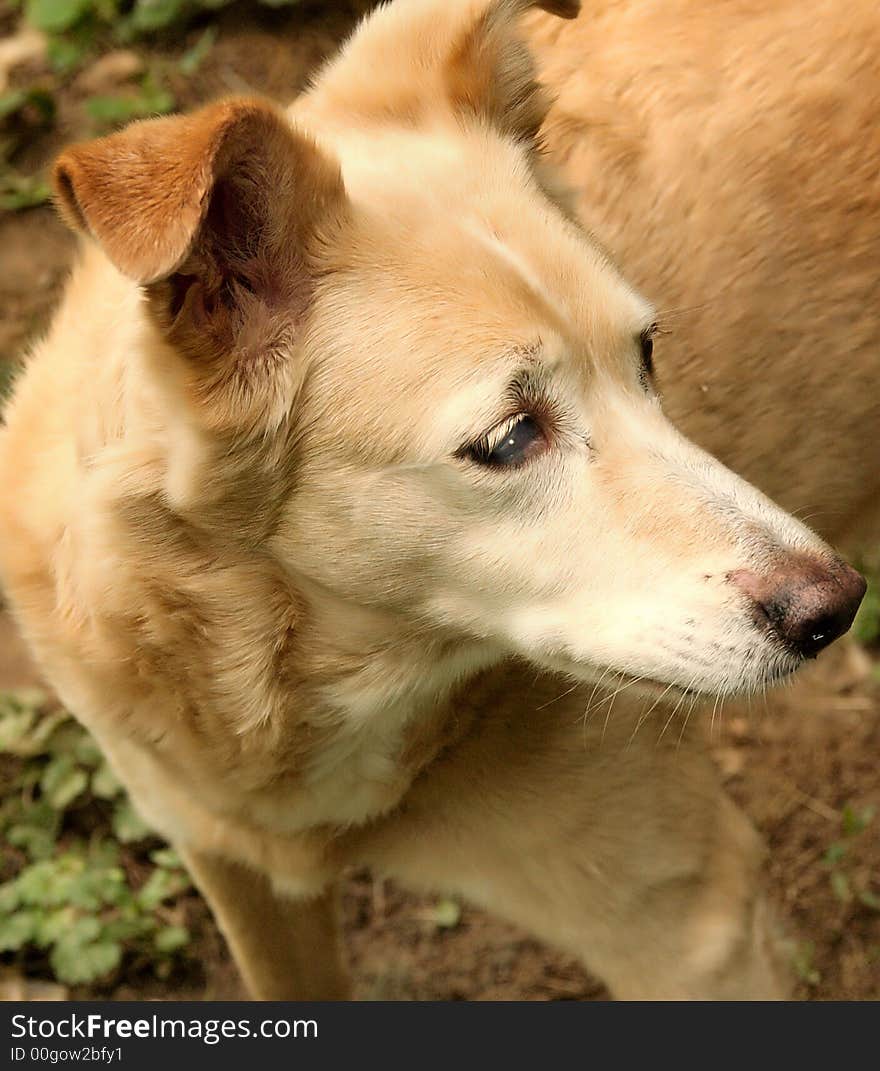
<box><xmin>729</xmin><ymin>557</ymin><xmax>867</xmax><ymax>659</ymax></box>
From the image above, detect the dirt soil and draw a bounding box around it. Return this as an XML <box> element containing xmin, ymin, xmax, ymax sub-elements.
<box><xmin>1</xmin><ymin>4</ymin><xmax>878</xmax><ymax>1002</ymax></box>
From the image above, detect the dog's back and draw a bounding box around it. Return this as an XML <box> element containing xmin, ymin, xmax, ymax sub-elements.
<box><xmin>528</xmin><ymin>0</ymin><xmax>880</xmax><ymax>541</ymax></box>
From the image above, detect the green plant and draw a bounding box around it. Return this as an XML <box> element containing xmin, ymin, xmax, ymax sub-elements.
<box><xmin>0</xmin><ymin>689</ymin><xmax>193</xmax><ymax>986</ymax></box>
<box><xmin>84</xmin><ymin>70</ymin><xmax>174</xmax><ymax>125</ymax></box>
<box><xmin>0</xmin><ymin>88</ymin><xmax>56</xmax><ymax>210</ymax></box>
<box><xmin>786</xmin><ymin>938</ymin><xmax>821</xmax><ymax>988</ymax></box>
<box><xmin>24</xmin><ymin>0</ymin><xmax>306</xmax><ymax>47</ymax></box>
<box><xmin>822</xmin><ymin>803</ymin><xmax>880</xmax><ymax>912</ymax></box>
<box><xmin>853</xmin><ymin>569</ymin><xmax>880</xmax><ymax>649</ymax></box>
<box><xmin>3</xmin><ymin>0</ymin><xmax>304</xmax><ymax>213</ymax></box>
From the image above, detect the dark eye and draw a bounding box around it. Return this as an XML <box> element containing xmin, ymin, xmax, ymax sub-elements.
<box><xmin>467</xmin><ymin>414</ymin><xmax>546</xmax><ymax>469</ymax></box>
<box><xmin>639</xmin><ymin>330</ymin><xmax>655</xmax><ymax>385</ymax></box>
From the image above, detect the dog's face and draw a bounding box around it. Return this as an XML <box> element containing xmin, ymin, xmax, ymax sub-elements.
<box><xmin>53</xmin><ymin>0</ymin><xmax>865</xmax><ymax>700</ymax></box>
<box><xmin>281</xmin><ymin>121</ymin><xmax>863</xmax><ymax>698</ymax></box>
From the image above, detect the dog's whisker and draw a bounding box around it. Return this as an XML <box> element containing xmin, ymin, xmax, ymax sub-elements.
<box><xmin>580</xmin><ymin>666</ymin><xmax>616</xmax><ymax>749</ymax></box>
<box><xmin>536</xmin><ymin>679</ymin><xmax>580</xmax><ymax>711</ymax></box>
<box><xmin>676</xmin><ymin>687</ymin><xmax>702</xmax><ymax>749</ymax></box>
<box><xmin>709</xmin><ymin>691</ymin><xmax>722</xmax><ymax>741</ymax></box>
<box><xmin>656</xmin><ymin>670</ymin><xmax>702</xmax><ymax>745</ymax></box>
<box><xmin>628</xmin><ymin>678</ymin><xmax>679</xmax><ymax>746</ymax></box>
<box><xmin>600</xmin><ymin>674</ymin><xmax>647</xmax><ymax>744</ymax></box>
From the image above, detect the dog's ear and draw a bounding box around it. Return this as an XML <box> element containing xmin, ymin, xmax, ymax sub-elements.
<box><xmin>445</xmin><ymin>0</ymin><xmax>579</xmax><ymax>143</ymax></box>
<box><xmin>53</xmin><ymin>97</ymin><xmax>345</xmax><ymax>432</ymax></box>
<box><xmin>312</xmin><ymin>0</ymin><xmax>579</xmax><ymax>145</ymax></box>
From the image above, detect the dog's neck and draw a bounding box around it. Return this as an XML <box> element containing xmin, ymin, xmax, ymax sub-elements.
<box><xmin>294</xmin><ymin>573</ymin><xmax>500</xmax><ymax>724</ymax></box>
<box><xmin>280</xmin><ymin>572</ymin><xmax>502</xmax><ymax>829</ymax></box>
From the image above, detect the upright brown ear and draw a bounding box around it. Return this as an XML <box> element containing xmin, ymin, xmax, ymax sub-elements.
<box><xmin>309</xmin><ymin>0</ymin><xmax>580</xmax><ymax>144</ymax></box>
<box><xmin>54</xmin><ymin>97</ymin><xmax>344</xmax><ymax>285</ymax></box>
<box><xmin>53</xmin><ymin>98</ymin><xmax>346</xmax><ymax>430</ymax></box>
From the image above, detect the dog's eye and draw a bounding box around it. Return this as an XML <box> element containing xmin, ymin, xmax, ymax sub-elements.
<box><xmin>640</xmin><ymin>333</ymin><xmax>655</xmax><ymax>376</ymax></box>
<box><xmin>467</xmin><ymin>414</ymin><xmax>546</xmax><ymax>469</ymax></box>
<box><xmin>639</xmin><ymin>329</ymin><xmax>655</xmax><ymax>386</ymax></box>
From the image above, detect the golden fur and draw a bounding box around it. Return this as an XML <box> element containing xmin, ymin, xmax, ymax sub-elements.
<box><xmin>0</xmin><ymin>0</ymin><xmax>875</xmax><ymax>999</ymax></box>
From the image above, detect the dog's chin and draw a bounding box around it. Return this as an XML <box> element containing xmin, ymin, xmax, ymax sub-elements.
<box><xmin>630</xmin><ymin>666</ymin><xmax>796</xmax><ymax>703</ymax></box>
<box><xmin>559</xmin><ymin>645</ymin><xmax>804</xmax><ymax>703</ymax></box>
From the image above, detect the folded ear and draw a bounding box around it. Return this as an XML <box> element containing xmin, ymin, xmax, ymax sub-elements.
<box><xmin>53</xmin><ymin>97</ymin><xmax>346</xmax><ymax>431</ymax></box>
<box><xmin>311</xmin><ymin>0</ymin><xmax>579</xmax><ymax>144</ymax></box>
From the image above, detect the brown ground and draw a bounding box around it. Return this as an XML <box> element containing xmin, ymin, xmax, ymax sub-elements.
<box><xmin>1</xmin><ymin>4</ymin><xmax>878</xmax><ymax>1002</ymax></box>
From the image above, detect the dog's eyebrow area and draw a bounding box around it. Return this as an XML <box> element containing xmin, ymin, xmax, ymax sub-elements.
<box><xmin>417</xmin><ymin>347</ymin><xmax>556</xmax><ymax>457</ymax></box>
<box><xmin>503</xmin><ymin>358</ymin><xmax>555</xmax><ymax>408</ymax></box>
<box><xmin>476</xmin><ymin>350</ymin><xmax>562</xmax><ymax>426</ymax></box>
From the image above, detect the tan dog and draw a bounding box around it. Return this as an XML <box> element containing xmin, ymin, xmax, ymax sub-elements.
<box><xmin>0</xmin><ymin>0</ymin><xmax>874</xmax><ymax>1000</ymax></box>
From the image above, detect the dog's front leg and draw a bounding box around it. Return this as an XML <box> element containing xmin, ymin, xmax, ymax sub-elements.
<box><xmin>178</xmin><ymin>849</ymin><xmax>350</xmax><ymax>1001</ymax></box>
<box><xmin>349</xmin><ymin>682</ymin><xmax>791</xmax><ymax>1000</ymax></box>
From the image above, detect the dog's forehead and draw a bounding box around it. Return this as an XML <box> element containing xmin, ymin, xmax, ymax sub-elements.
<box><xmin>310</xmin><ymin>122</ymin><xmax>651</xmax><ymax>368</ymax></box>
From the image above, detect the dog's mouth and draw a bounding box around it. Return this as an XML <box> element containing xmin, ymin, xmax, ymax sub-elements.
<box><xmin>602</xmin><ymin>553</ymin><xmax>866</xmax><ymax>700</ymax></box>
<box><xmin>569</xmin><ymin>641</ymin><xmax>805</xmax><ymax>708</ymax></box>
<box><xmin>631</xmin><ymin>653</ymin><xmax>801</xmax><ymax>700</ymax></box>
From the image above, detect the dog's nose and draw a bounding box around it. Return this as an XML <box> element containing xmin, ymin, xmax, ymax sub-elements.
<box><xmin>729</xmin><ymin>557</ymin><xmax>866</xmax><ymax>659</ymax></box>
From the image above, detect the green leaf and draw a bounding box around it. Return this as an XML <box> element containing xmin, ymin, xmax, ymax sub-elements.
<box><xmin>111</xmin><ymin>798</ymin><xmax>152</xmax><ymax>842</ymax></box>
<box><xmin>0</xmin><ymin>88</ymin><xmax>55</xmax><ymax>125</ymax></box>
<box><xmin>830</xmin><ymin>869</ymin><xmax>852</xmax><ymax>903</ymax></box>
<box><xmin>0</xmin><ymin>698</ymin><xmax>37</xmax><ymax>751</ymax></box>
<box><xmin>66</xmin><ymin>868</ymin><xmax>109</xmax><ymax>911</ymax></box>
<box><xmin>149</xmin><ymin>847</ymin><xmax>182</xmax><ymax>869</ymax></box>
<box><xmin>0</xmin><ymin>881</ymin><xmax>21</xmax><ymax>913</ymax></box>
<box><xmin>14</xmin><ymin>859</ymin><xmax>59</xmax><ymax>905</ymax></box>
<box><xmin>87</xmin><ymin>837</ymin><xmax>120</xmax><ymax>869</ymax></box>
<box><xmin>853</xmin><ymin>576</ymin><xmax>879</xmax><ymax>646</ymax></box>
<box><xmin>91</xmin><ymin>760</ymin><xmax>122</xmax><ymax>799</ymax></box>
<box><xmin>788</xmin><ymin>940</ymin><xmax>821</xmax><ymax>987</ymax></box>
<box><xmin>0</xmin><ymin>909</ymin><xmax>39</xmax><ymax>951</ymax></box>
<box><xmin>0</xmin><ymin>91</ymin><xmax>28</xmax><ymax>121</ymax></box>
<box><xmin>0</xmin><ymin>697</ymin><xmax>63</xmax><ymax>755</ymax></box>
<box><xmin>842</xmin><ymin>803</ymin><xmax>875</xmax><ymax>838</ymax></box>
<box><xmin>858</xmin><ymin>889</ymin><xmax>880</xmax><ymax>912</ymax></box>
<box><xmin>14</xmin><ymin>688</ymin><xmax>49</xmax><ymax>709</ymax></box>
<box><xmin>41</xmin><ymin>754</ymin><xmax>89</xmax><ymax>810</ymax></box>
<box><xmin>131</xmin><ymin>0</ymin><xmax>185</xmax><ymax>31</ymax></box>
<box><xmin>430</xmin><ymin>898</ymin><xmax>462</xmax><ymax>929</ymax></box>
<box><xmin>67</xmin><ymin>913</ymin><xmax>101</xmax><ymax>944</ymax></box>
<box><xmin>6</xmin><ymin>808</ymin><xmax>60</xmax><ymax>861</ymax></box>
<box><xmin>52</xmin><ymin>932</ymin><xmax>122</xmax><ymax>983</ymax></box>
<box><xmin>25</xmin><ymin>0</ymin><xmax>90</xmax><ymax>33</ymax></box>
<box><xmin>34</xmin><ymin>905</ymin><xmax>76</xmax><ymax>948</ymax></box>
<box><xmin>71</xmin><ymin>731</ymin><xmax>102</xmax><ymax>767</ymax></box>
<box><xmin>0</xmin><ymin>174</ymin><xmax>51</xmax><ymax>211</ymax></box>
<box><xmin>137</xmin><ymin>866</ymin><xmax>189</xmax><ymax>910</ymax></box>
<box><xmin>92</xmin><ymin>0</ymin><xmax>122</xmax><ymax>19</ymax></box>
<box><xmin>0</xmin><ymin>702</ymin><xmax>65</xmax><ymax>762</ymax></box>
<box><xmin>86</xmin><ymin>87</ymin><xmax>175</xmax><ymax>126</ymax></box>
<box><xmin>178</xmin><ymin>25</ymin><xmax>216</xmax><ymax>76</ymax></box>
<box><xmin>47</xmin><ymin>36</ymin><xmax>85</xmax><ymax>73</ymax></box>
<box><xmin>103</xmin><ymin>914</ymin><xmax>153</xmax><ymax>942</ymax></box>
<box><xmin>823</xmin><ymin>841</ymin><xmax>846</xmax><ymax>867</ymax></box>
<box><xmin>154</xmin><ymin>923</ymin><xmax>189</xmax><ymax>953</ymax></box>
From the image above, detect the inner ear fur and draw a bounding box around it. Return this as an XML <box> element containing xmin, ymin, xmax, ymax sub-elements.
<box><xmin>447</xmin><ymin>0</ymin><xmax>580</xmax><ymax>143</ymax></box>
<box><xmin>310</xmin><ymin>0</ymin><xmax>580</xmax><ymax>144</ymax></box>
<box><xmin>53</xmin><ymin>97</ymin><xmax>346</xmax><ymax>432</ymax></box>
<box><xmin>53</xmin><ymin>97</ymin><xmax>344</xmax><ymax>286</ymax></box>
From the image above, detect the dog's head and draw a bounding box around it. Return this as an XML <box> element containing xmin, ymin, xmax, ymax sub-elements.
<box><xmin>53</xmin><ymin>0</ymin><xmax>864</xmax><ymax>698</ymax></box>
